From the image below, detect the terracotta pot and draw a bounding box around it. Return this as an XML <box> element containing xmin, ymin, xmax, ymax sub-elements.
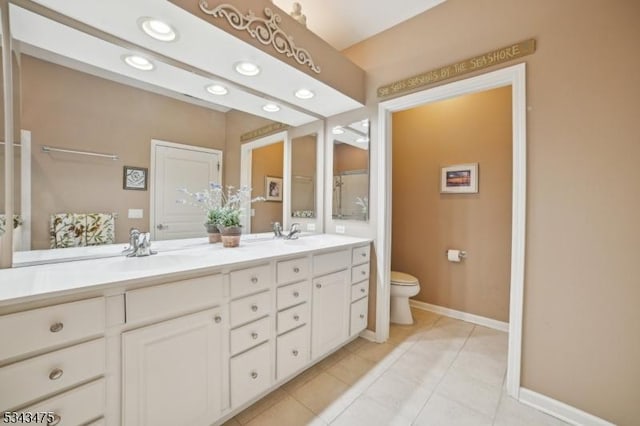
<box><xmin>220</xmin><ymin>225</ymin><xmax>242</xmax><ymax>248</ymax></box>
<box><xmin>204</xmin><ymin>223</ymin><xmax>221</xmax><ymax>244</ymax></box>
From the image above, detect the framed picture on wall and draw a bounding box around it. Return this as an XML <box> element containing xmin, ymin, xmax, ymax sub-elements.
<box><xmin>440</xmin><ymin>163</ymin><xmax>478</xmax><ymax>193</ymax></box>
<box><xmin>123</xmin><ymin>166</ymin><xmax>148</xmax><ymax>191</ymax></box>
<box><xmin>265</xmin><ymin>176</ymin><xmax>283</xmax><ymax>202</ymax></box>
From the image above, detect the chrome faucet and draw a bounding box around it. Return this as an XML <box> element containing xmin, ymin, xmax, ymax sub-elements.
<box><xmin>123</xmin><ymin>228</ymin><xmax>157</xmax><ymax>257</ymax></box>
<box><xmin>272</xmin><ymin>222</ymin><xmax>283</xmax><ymax>238</ymax></box>
<box><xmin>285</xmin><ymin>223</ymin><xmax>301</xmax><ymax>240</ymax></box>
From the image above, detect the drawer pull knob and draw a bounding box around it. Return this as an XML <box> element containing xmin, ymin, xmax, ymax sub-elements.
<box><xmin>214</xmin><ymin>315</ymin><xmax>222</xmax><ymax>323</ymax></box>
<box><xmin>361</xmin><ymin>270</ymin><xmax>366</xmax><ymax>275</ymax></box>
<box><xmin>360</xmin><ymin>314</ymin><xmax>365</xmax><ymax>319</ymax></box>
<box><xmin>316</xmin><ymin>283</ymin><xmax>322</xmax><ymax>289</ymax></box>
<box><xmin>360</xmin><ymin>288</ymin><xmax>366</xmax><ymax>293</ymax></box>
<box><xmin>251</xmin><ymin>332</ymin><xmax>259</xmax><ymax>340</ymax></box>
<box><xmin>293</xmin><ymin>291</ymin><xmax>300</xmax><ymax>298</ymax></box>
<box><xmin>250</xmin><ymin>371</ymin><xmax>258</xmax><ymax>379</ymax></box>
<box><xmin>361</xmin><ymin>252</ymin><xmax>367</xmax><ymax>257</ymax></box>
<box><xmin>293</xmin><ymin>267</ymin><xmax>300</xmax><ymax>273</ymax></box>
<box><xmin>292</xmin><ymin>349</ymin><xmax>299</xmax><ymax>357</ymax></box>
<box><xmin>49</xmin><ymin>368</ymin><xmax>64</xmax><ymax>380</ymax></box>
<box><xmin>49</xmin><ymin>322</ymin><xmax>64</xmax><ymax>333</ymax></box>
<box><xmin>293</xmin><ymin>314</ymin><xmax>300</xmax><ymax>321</ymax></box>
<box><xmin>251</xmin><ymin>277</ymin><xmax>258</xmax><ymax>284</ymax></box>
<box><xmin>251</xmin><ymin>304</ymin><xmax>259</xmax><ymax>312</ymax></box>
<box><xmin>48</xmin><ymin>414</ymin><xmax>61</xmax><ymax>426</ymax></box>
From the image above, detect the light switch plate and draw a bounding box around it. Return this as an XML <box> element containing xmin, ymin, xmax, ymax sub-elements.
<box><xmin>128</xmin><ymin>209</ymin><xmax>143</xmax><ymax>219</ymax></box>
<box><xmin>335</xmin><ymin>225</ymin><xmax>346</xmax><ymax>234</ymax></box>
<box><xmin>306</xmin><ymin>223</ymin><xmax>316</xmax><ymax>231</ymax></box>
<box><xmin>251</xmin><ymin>209</ymin><xmax>255</xmax><ymax>217</ymax></box>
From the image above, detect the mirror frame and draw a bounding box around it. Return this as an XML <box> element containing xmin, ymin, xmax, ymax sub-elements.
<box><xmin>1</xmin><ymin>0</ymin><xmax>15</xmax><ymax>268</ymax></box>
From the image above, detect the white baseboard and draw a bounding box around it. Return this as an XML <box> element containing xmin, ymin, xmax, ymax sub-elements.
<box><xmin>359</xmin><ymin>329</ymin><xmax>377</xmax><ymax>342</ymax></box>
<box><xmin>519</xmin><ymin>388</ymin><xmax>615</xmax><ymax>426</ymax></box>
<box><xmin>409</xmin><ymin>300</ymin><xmax>509</xmax><ymax>332</ymax></box>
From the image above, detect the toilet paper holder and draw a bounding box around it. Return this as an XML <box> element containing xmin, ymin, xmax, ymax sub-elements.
<box><xmin>445</xmin><ymin>250</ymin><xmax>467</xmax><ymax>259</ymax></box>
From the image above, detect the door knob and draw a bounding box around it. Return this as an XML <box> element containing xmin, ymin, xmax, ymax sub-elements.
<box><xmin>156</xmin><ymin>223</ymin><xmax>169</xmax><ymax>230</ymax></box>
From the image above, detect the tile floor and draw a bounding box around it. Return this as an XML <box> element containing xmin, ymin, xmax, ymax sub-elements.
<box><xmin>223</xmin><ymin>308</ymin><xmax>568</xmax><ymax>426</ymax></box>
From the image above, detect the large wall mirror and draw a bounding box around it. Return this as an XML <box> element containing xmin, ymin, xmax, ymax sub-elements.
<box><xmin>332</xmin><ymin>119</ymin><xmax>370</xmax><ymax>221</ymax></box>
<box><xmin>0</xmin><ymin>3</ymin><xmax>326</xmax><ymax>267</ymax></box>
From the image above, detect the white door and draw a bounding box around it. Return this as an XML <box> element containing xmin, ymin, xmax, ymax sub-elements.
<box><xmin>152</xmin><ymin>140</ymin><xmax>222</xmax><ymax>240</ymax></box>
<box><xmin>311</xmin><ymin>270</ymin><xmax>350</xmax><ymax>358</ymax></box>
<box><xmin>122</xmin><ymin>308</ymin><xmax>226</xmax><ymax>426</ymax></box>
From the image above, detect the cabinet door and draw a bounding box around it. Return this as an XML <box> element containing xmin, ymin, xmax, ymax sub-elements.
<box><xmin>311</xmin><ymin>270</ymin><xmax>350</xmax><ymax>358</ymax></box>
<box><xmin>122</xmin><ymin>308</ymin><xmax>226</xmax><ymax>426</ymax></box>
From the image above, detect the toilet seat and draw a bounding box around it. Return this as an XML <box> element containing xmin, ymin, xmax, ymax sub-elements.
<box><xmin>391</xmin><ymin>271</ymin><xmax>418</xmax><ymax>286</ymax></box>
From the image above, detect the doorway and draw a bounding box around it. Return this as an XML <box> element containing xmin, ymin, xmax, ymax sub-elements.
<box><xmin>376</xmin><ymin>64</ymin><xmax>527</xmax><ymax>398</ymax></box>
<box><xmin>150</xmin><ymin>139</ymin><xmax>222</xmax><ymax>240</ymax></box>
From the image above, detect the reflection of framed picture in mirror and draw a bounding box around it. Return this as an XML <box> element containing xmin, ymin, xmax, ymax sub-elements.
<box><xmin>265</xmin><ymin>176</ymin><xmax>283</xmax><ymax>202</ymax></box>
<box><xmin>440</xmin><ymin>163</ymin><xmax>478</xmax><ymax>193</ymax></box>
<box><xmin>123</xmin><ymin>166</ymin><xmax>148</xmax><ymax>191</ymax></box>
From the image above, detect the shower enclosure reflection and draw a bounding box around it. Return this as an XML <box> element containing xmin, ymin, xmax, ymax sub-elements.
<box><xmin>332</xmin><ymin>119</ymin><xmax>369</xmax><ymax>221</ymax></box>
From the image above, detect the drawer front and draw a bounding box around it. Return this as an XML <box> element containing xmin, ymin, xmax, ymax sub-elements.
<box><xmin>126</xmin><ymin>275</ymin><xmax>224</xmax><ymax>324</ymax></box>
<box><xmin>352</xmin><ymin>245</ymin><xmax>371</xmax><ymax>265</ymax></box>
<box><xmin>21</xmin><ymin>378</ymin><xmax>105</xmax><ymax>426</ymax></box>
<box><xmin>230</xmin><ymin>264</ymin><xmax>271</xmax><ymax>299</ymax></box>
<box><xmin>277</xmin><ymin>303</ymin><xmax>309</xmax><ymax>335</ymax></box>
<box><xmin>351</xmin><ymin>280</ymin><xmax>369</xmax><ymax>302</ymax></box>
<box><xmin>277</xmin><ymin>281</ymin><xmax>310</xmax><ymax>310</ymax></box>
<box><xmin>230</xmin><ymin>343</ymin><xmax>272</xmax><ymax>408</ymax></box>
<box><xmin>350</xmin><ymin>297</ymin><xmax>368</xmax><ymax>336</ymax></box>
<box><xmin>230</xmin><ymin>316</ymin><xmax>271</xmax><ymax>356</ymax></box>
<box><xmin>277</xmin><ymin>326</ymin><xmax>310</xmax><ymax>381</ymax></box>
<box><xmin>276</xmin><ymin>257</ymin><xmax>309</xmax><ymax>285</ymax></box>
<box><xmin>312</xmin><ymin>249</ymin><xmax>349</xmax><ymax>276</ymax></box>
<box><xmin>0</xmin><ymin>297</ymin><xmax>105</xmax><ymax>362</ymax></box>
<box><xmin>351</xmin><ymin>263</ymin><xmax>370</xmax><ymax>284</ymax></box>
<box><xmin>230</xmin><ymin>291</ymin><xmax>271</xmax><ymax>328</ymax></box>
<box><xmin>0</xmin><ymin>338</ymin><xmax>105</xmax><ymax>412</ymax></box>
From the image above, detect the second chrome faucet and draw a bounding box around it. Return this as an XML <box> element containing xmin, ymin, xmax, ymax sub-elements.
<box><xmin>272</xmin><ymin>222</ymin><xmax>301</xmax><ymax>240</ymax></box>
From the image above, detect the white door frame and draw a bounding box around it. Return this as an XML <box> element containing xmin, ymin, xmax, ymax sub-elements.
<box><xmin>376</xmin><ymin>63</ymin><xmax>527</xmax><ymax>399</ymax></box>
<box><xmin>150</xmin><ymin>139</ymin><xmax>223</xmax><ymax>240</ymax></box>
<box><xmin>239</xmin><ymin>131</ymin><xmax>289</xmax><ymax>233</ymax></box>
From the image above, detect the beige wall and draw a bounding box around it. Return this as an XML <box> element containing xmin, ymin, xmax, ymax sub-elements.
<box><xmin>392</xmin><ymin>87</ymin><xmax>512</xmax><ymax>322</ymax></box>
<box><xmin>21</xmin><ymin>56</ymin><xmax>226</xmax><ymax>249</ymax></box>
<box><xmin>333</xmin><ymin>143</ymin><xmax>368</xmax><ymax>173</ymax></box>
<box><xmin>291</xmin><ymin>135</ymin><xmax>316</xmax><ymax>214</ymax></box>
<box><xmin>344</xmin><ymin>0</ymin><xmax>640</xmax><ymax>423</ymax></box>
<box><xmin>250</xmin><ymin>142</ymin><xmax>283</xmax><ymax>233</ymax></box>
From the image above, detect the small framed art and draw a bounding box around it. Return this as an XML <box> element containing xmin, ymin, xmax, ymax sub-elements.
<box><xmin>440</xmin><ymin>163</ymin><xmax>478</xmax><ymax>194</ymax></box>
<box><xmin>265</xmin><ymin>176</ymin><xmax>283</xmax><ymax>201</ymax></box>
<box><xmin>123</xmin><ymin>166</ymin><xmax>148</xmax><ymax>191</ymax></box>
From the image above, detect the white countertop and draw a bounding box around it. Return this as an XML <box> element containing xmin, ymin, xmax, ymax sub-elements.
<box><xmin>0</xmin><ymin>234</ymin><xmax>371</xmax><ymax>306</ymax></box>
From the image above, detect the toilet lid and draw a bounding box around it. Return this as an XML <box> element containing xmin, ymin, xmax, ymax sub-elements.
<box><xmin>391</xmin><ymin>271</ymin><xmax>419</xmax><ymax>286</ymax></box>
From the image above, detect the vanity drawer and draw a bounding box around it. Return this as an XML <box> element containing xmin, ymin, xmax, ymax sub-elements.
<box><xmin>230</xmin><ymin>342</ymin><xmax>272</xmax><ymax>408</ymax></box>
<box><xmin>230</xmin><ymin>316</ymin><xmax>271</xmax><ymax>356</ymax></box>
<box><xmin>350</xmin><ymin>297</ymin><xmax>368</xmax><ymax>336</ymax></box>
<box><xmin>0</xmin><ymin>297</ymin><xmax>105</xmax><ymax>362</ymax></box>
<box><xmin>351</xmin><ymin>280</ymin><xmax>369</xmax><ymax>302</ymax></box>
<box><xmin>230</xmin><ymin>264</ymin><xmax>271</xmax><ymax>299</ymax></box>
<box><xmin>276</xmin><ymin>257</ymin><xmax>309</xmax><ymax>285</ymax></box>
<box><xmin>352</xmin><ymin>245</ymin><xmax>371</xmax><ymax>265</ymax></box>
<box><xmin>20</xmin><ymin>378</ymin><xmax>105</xmax><ymax>426</ymax></box>
<box><xmin>312</xmin><ymin>249</ymin><xmax>350</xmax><ymax>276</ymax></box>
<box><xmin>351</xmin><ymin>263</ymin><xmax>370</xmax><ymax>284</ymax></box>
<box><xmin>0</xmin><ymin>338</ymin><xmax>105</xmax><ymax>412</ymax></box>
<box><xmin>277</xmin><ymin>303</ymin><xmax>309</xmax><ymax>335</ymax></box>
<box><xmin>277</xmin><ymin>325</ymin><xmax>310</xmax><ymax>381</ymax></box>
<box><xmin>277</xmin><ymin>281</ymin><xmax>310</xmax><ymax>310</ymax></box>
<box><xmin>126</xmin><ymin>274</ymin><xmax>224</xmax><ymax>324</ymax></box>
<box><xmin>230</xmin><ymin>291</ymin><xmax>271</xmax><ymax>328</ymax></box>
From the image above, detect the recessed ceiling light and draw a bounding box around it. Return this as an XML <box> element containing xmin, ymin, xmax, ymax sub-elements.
<box><xmin>139</xmin><ymin>17</ymin><xmax>177</xmax><ymax>42</ymax></box>
<box><xmin>206</xmin><ymin>84</ymin><xmax>228</xmax><ymax>95</ymax></box>
<box><xmin>294</xmin><ymin>88</ymin><xmax>315</xmax><ymax>99</ymax></box>
<box><xmin>123</xmin><ymin>55</ymin><xmax>154</xmax><ymax>71</ymax></box>
<box><xmin>332</xmin><ymin>126</ymin><xmax>344</xmax><ymax>135</ymax></box>
<box><xmin>235</xmin><ymin>61</ymin><xmax>261</xmax><ymax>76</ymax></box>
<box><xmin>262</xmin><ymin>103</ymin><xmax>280</xmax><ymax>112</ymax></box>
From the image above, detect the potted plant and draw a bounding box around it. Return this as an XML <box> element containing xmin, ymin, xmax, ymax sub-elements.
<box><xmin>217</xmin><ymin>206</ymin><xmax>242</xmax><ymax>247</ymax></box>
<box><xmin>205</xmin><ymin>208</ymin><xmax>222</xmax><ymax>243</ymax></box>
<box><xmin>177</xmin><ymin>182</ymin><xmax>224</xmax><ymax>244</ymax></box>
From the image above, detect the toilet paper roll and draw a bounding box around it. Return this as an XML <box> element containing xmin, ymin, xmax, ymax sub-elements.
<box><xmin>447</xmin><ymin>249</ymin><xmax>461</xmax><ymax>262</ymax></box>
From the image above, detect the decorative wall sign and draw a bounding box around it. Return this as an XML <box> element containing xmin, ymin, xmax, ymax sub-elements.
<box><xmin>265</xmin><ymin>176</ymin><xmax>283</xmax><ymax>202</ymax></box>
<box><xmin>199</xmin><ymin>1</ymin><xmax>321</xmax><ymax>74</ymax></box>
<box><xmin>240</xmin><ymin>122</ymin><xmax>289</xmax><ymax>142</ymax></box>
<box><xmin>123</xmin><ymin>166</ymin><xmax>148</xmax><ymax>191</ymax></box>
<box><xmin>378</xmin><ymin>39</ymin><xmax>536</xmax><ymax>98</ymax></box>
<box><xmin>440</xmin><ymin>163</ymin><xmax>478</xmax><ymax>194</ymax></box>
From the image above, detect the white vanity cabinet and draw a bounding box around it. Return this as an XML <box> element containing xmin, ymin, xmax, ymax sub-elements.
<box><xmin>349</xmin><ymin>245</ymin><xmax>371</xmax><ymax>337</ymax></box>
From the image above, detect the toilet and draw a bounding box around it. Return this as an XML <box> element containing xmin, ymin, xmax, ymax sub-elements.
<box><xmin>390</xmin><ymin>271</ymin><xmax>420</xmax><ymax>325</ymax></box>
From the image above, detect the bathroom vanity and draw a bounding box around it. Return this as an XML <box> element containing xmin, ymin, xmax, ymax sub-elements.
<box><xmin>0</xmin><ymin>234</ymin><xmax>371</xmax><ymax>426</ymax></box>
